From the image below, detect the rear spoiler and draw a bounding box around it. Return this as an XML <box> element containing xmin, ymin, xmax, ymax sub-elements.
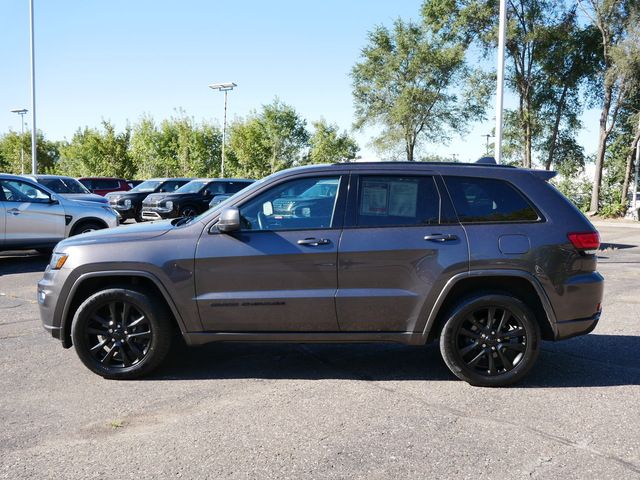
<box><xmin>529</xmin><ymin>170</ymin><xmax>557</xmax><ymax>181</ymax></box>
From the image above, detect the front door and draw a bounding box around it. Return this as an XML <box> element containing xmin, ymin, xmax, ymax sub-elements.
<box><xmin>195</xmin><ymin>174</ymin><xmax>347</xmax><ymax>331</ymax></box>
<box><xmin>337</xmin><ymin>173</ymin><xmax>469</xmax><ymax>332</ymax></box>
<box><xmin>0</xmin><ymin>179</ymin><xmax>65</xmax><ymax>247</ymax></box>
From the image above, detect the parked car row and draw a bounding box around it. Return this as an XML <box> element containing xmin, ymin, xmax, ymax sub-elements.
<box><xmin>0</xmin><ymin>174</ymin><xmax>119</xmax><ymax>252</ymax></box>
<box><xmin>0</xmin><ymin>173</ymin><xmax>254</xmax><ymax>252</ymax></box>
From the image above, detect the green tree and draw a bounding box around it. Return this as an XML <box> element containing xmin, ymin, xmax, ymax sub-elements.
<box><xmin>229</xmin><ymin>99</ymin><xmax>309</xmax><ymax>178</ymax></box>
<box><xmin>351</xmin><ymin>14</ymin><xmax>490</xmax><ymax>161</ymax></box>
<box><xmin>57</xmin><ymin>120</ymin><xmax>133</xmax><ymax>178</ymax></box>
<box><xmin>129</xmin><ymin>113</ymin><xmax>222</xmax><ymax>178</ymax></box>
<box><xmin>0</xmin><ymin>130</ymin><xmax>60</xmax><ymax>174</ymax></box>
<box><xmin>307</xmin><ymin>119</ymin><xmax>358</xmax><ymax>164</ymax></box>
<box><xmin>578</xmin><ymin>0</ymin><xmax>640</xmax><ymax>213</ymax></box>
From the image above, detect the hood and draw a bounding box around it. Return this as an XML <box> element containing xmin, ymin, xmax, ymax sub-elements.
<box><xmin>145</xmin><ymin>192</ymin><xmax>197</xmax><ymax>202</ymax></box>
<box><xmin>107</xmin><ymin>191</ymin><xmax>149</xmax><ymax>200</ymax></box>
<box><xmin>56</xmin><ymin>219</ymin><xmax>174</xmax><ymax>249</ymax></box>
<box><xmin>60</xmin><ymin>193</ymin><xmax>108</xmax><ymax>204</ymax></box>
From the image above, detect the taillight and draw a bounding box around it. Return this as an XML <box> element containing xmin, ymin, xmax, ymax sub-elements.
<box><xmin>567</xmin><ymin>232</ymin><xmax>600</xmax><ymax>251</ymax></box>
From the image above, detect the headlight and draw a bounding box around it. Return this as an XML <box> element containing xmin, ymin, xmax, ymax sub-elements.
<box><xmin>164</xmin><ymin>201</ymin><xmax>173</xmax><ymax>210</ymax></box>
<box><xmin>50</xmin><ymin>253</ymin><xmax>68</xmax><ymax>270</ymax></box>
<box><xmin>124</xmin><ymin>199</ymin><xmax>132</xmax><ymax>207</ymax></box>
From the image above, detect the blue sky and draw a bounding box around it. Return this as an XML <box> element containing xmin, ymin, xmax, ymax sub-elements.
<box><xmin>1</xmin><ymin>0</ymin><xmax>600</xmax><ymax>164</ymax></box>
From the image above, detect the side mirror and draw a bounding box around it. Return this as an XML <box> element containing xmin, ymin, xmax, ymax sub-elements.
<box><xmin>49</xmin><ymin>194</ymin><xmax>59</xmax><ymax>205</ymax></box>
<box><xmin>217</xmin><ymin>207</ymin><xmax>241</xmax><ymax>233</ymax></box>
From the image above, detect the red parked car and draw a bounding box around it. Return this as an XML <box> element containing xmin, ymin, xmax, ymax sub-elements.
<box><xmin>78</xmin><ymin>177</ymin><xmax>131</xmax><ymax>196</ymax></box>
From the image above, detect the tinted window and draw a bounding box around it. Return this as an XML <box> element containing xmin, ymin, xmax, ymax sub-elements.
<box><xmin>356</xmin><ymin>175</ymin><xmax>440</xmax><ymax>227</ymax></box>
<box><xmin>1</xmin><ymin>180</ymin><xmax>51</xmax><ymax>203</ymax></box>
<box><xmin>239</xmin><ymin>176</ymin><xmax>341</xmax><ymax>231</ymax></box>
<box><xmin>159</xmin><ymin>181</ymin><xmax>187</xmax><ymax>193</ymax></box>
<box><xmin>444</xmin><ymin>176</ymin><xmax>539</xmax><ymax>223</ymax></box>
<box><xmin>39</xmin><ymin>177</ymin><xmax>90</xmax><ymax>194</ymax></box>
<box><xmin>225</xmin><ymin>181</ymin><xmax>252</xmax><ymax>194</ymax></box>
<box><xmin>93</xmin><ymin>179</ymin><xmax>120</xmax><ymax>190</ymax></box>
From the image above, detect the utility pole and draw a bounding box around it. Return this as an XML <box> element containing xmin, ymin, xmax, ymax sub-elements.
<box><xmin>10</xmin><ymin>108</ymin><xmax>28</xmax><ymax>174</ymax></box>
<box><xmin>482</xmin><ymin>134</ymin><xmax>493</xmax><ymax>156</ymax></box>
<box><xmin>495</xmin><ymin>0</ymin><xmax>507</xmax><ymax>165</ymax></box>
<box><xmin>208</xmin><ymin>82</ymin><xmax>237</xmax><ymax>178</ymax></box>
<box><xmin>29</xmin><ymin>0</ymin><xmax>37</xmax><ymax>174</ymax></box>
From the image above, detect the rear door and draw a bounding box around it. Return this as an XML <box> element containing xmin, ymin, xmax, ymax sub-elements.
<box><xmin>336</xmin><ymin>172</ymin><xmax>469</xmax><ymax>332</ymax></box>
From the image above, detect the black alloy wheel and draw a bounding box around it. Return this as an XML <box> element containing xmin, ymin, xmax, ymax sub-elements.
<box><xmin>440</xmin><ymin>294</ymin><xmax>540</xmax><ymax>387</ymax></box>
<box><xmin>180</xmin><ymin>206</ymin><xmax>198</xmax><ymax>218</ymax></box>
<box><xmin>71</xmin><ymin>288</ymin><xmax>173</xmax><ymax>379</ymax></box>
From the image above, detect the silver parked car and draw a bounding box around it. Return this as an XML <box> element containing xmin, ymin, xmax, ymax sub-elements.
<box><xmin>23</xmin><ymin>175</ymin><xmax>108</xmax><ymax>204</ymax></box>
<box><xmin>0</xmin><ymin>174</ymin><xmax>119</xmax><ymax>252</ymax></box>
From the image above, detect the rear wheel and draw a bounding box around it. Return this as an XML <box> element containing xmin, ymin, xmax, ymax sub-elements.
<box><xmin>71</xmin><ymin>288</ymin><xmax>173</xmax><ymax>379</ymax></box>
<box><xmin>439</xmin><ymin>294</ymin><xmax>540</xmax><ymax>387</ymax></box>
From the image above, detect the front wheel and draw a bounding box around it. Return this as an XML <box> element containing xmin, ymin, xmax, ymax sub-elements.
<box><xmin>439</xmin><ymin>294</ymin><xmax>540</xmax><ymax>387</ymax></box>
<box><xmin>71</xmin><ymin>288</ymin><xmax>173</xmax><ymax>379</ymax></box>
<box><xmin>179</xmin><ymin>205</ymin><xmax>198</xmax><ymax>218</ymax></box>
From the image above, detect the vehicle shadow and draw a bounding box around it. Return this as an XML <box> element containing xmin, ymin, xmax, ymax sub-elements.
<box><xmin>151</xmin><ymin>334</ymin><xmax>640</xmax><ymax>387</ymax></box>
<box><xmin>0</xmin><ymin>251</ymin><xmax>49</xmax><ymax>275</ymax></box>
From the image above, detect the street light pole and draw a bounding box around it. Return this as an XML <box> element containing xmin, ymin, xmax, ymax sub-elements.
<box><xmin>29</xmin><ymin>0</ymin><xmax>37</xmax><ymax>174</ymax></box>
<box><xmin>208</xmin><ymin>82</ymin><xmax>237</xmax><ymax>178</ymax></box>
<box><xmin>495</xmin><ymin>0</ymin><xmax>507</xmax><ymax>165</ymax></box>
<box><xmin>10</xmin><ymin>108</ymin><xmax>28</xmax><ymax>174</ymax></box>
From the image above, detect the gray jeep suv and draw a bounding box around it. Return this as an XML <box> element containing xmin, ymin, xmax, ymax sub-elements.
<box><xmin>38</xmin><ymin>161</ymin><xmax>603</xmax><ymax>386</ymax></box>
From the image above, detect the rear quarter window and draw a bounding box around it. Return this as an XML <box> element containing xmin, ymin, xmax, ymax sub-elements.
<box><xmin>444</xmin><ymin>176</ymin><xmax>539</xmax><ymax>223</ymax></box>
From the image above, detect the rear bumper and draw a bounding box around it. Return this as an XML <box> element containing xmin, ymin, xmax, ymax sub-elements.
<box><xmin>549</xmin><ymin>271</ymin><xmax>604</xmax><ymax>340</ymax></box>
<box><xmin>555</xmin><ymin>312</ymin><xmax>600</xmax><ymax>340</ymax></box>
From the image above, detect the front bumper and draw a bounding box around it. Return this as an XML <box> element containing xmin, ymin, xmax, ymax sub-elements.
<box><xmin>38</xmin><ymin>266</ymin><xmax>73</xmax><ymax>347</ymax></box>
<box><xmin>141</xmin><ymin>206</ymin><xmax>176</xmax><ymax>221</ymax></box>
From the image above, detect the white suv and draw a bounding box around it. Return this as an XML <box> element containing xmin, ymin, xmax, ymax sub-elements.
<box><xmin>0</xmin><ymin>173</ymin><xmax>119</xmax><ymax>252</ymax></box>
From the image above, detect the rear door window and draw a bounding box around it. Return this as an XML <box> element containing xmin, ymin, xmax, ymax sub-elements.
<box><xmin>355</xmin><ymin>175</ymin><xmax>440</xmax><ymax>227</ymax></box>
<box><xmin>94</xmin><ymin>179</ymin><xmax>120</xmax><ymax>190</ymax></box>
<box><xmin>444</xmin><ymin>176</ymin><xmax>539</xmax><ymax>223</ymax></box>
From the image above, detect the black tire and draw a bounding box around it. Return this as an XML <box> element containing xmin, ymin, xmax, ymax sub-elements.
<box><xmin>71</xmin><ymin>288</ymin><xmax>173</xmax><ymax>379</ymax></box>
<box><xmin>439</xmin><ymin>293</ymin><xmax>540</xmax><ymax>387</ymax></box>
<box><xmin>179</xmin><ymin>205</ymin><xmax>198</xmax><ymax>218</ymax></box>
<box><xmin>71</xmin><ymin>221</ymin><xmax>105</xmax><ymax>236</ymax></box>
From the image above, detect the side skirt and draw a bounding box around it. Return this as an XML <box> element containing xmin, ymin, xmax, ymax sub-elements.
<box><xmin>183</xmin><ymin>331</ymin><xmax>423</xmax><ymax>346</ymax></box>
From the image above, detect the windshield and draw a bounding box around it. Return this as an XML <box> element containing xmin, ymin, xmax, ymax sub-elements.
<box><xmin>39</xmin><ymin>177</ymin><xmax>91</xmax><ymax>194</ymax></box>
<box><xmin>131</xmin><ymin>180</ymin><xmax>162</xmax><ymax>193</ymax></box>
<box><xmin>175</xmin><ymin>180</ymin><xmax>207</xmax><ymax>194</ymax></box>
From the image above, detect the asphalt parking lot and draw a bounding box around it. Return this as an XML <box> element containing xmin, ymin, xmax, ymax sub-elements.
<box><xmin>1</xmin><ymin>223</ymin><xmax>639</xmax><ymax>479</ymax></box>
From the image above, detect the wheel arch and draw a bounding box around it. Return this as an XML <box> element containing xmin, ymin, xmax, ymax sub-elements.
<box><xmin>60</xmin><ymin>271</ymin><xmax>186</xmax><ymax>348</ymax></box>
<box><xmin>69</xmin><ymin>217</ymin><xmax>108</xmax><ymax>235</ymax></box>
<box><xmin>421</xmin><ymin>270</ymin><xmax>557</xmax><ymax>344</ymax></box>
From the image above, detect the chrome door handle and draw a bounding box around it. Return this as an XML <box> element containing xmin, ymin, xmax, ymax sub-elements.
<box><xmin>7</xmin><ymin>208</ymin><xmax>20</xmax><ymax>216</ymax></box>
<box><xmin>424</xmin><ymin>233</ymin><xmax>458</xmax><ymax>242</ymax></box>
<box><xmin>297</xmin><ymin>238</ymin><xmax>330</xmax><ymax>246</ymax></box>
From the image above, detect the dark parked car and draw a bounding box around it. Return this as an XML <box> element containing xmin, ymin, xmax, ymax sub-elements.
<box><xmin>141</xmin><ymin>178</ymin><xmax>254</xmax><ymax>221</ymax></box>
<box><xmin>23</xmin><ymin>175</ymin><xmax>108</xmax><ymax>204</ymax></box>
<box><xmin>78</xmin><ymin>177</ymin><xmax>131</xmax><ymax>196</ymax></box>
<box><xmin>105</xmin><ymin>178</ymin><xmax>192</xmax><ymax>221</ymax></box>
<box><xmin>127</xmin><ymin>180</ymin><xmax>143</xmax><ymax>189</ymax></box>
<box><xmin>39</xmin><ymin>161</ymin><xmax>603</xmax><ymax>386</ymax></box>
